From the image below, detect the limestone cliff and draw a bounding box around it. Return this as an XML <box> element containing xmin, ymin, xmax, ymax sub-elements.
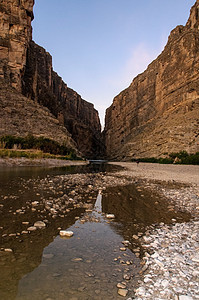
<box><xmin>0</xmin><ymin>0</ymin><xmax>103</xmax><ymax>158</ymax></box>
<box><xmin>0</xmin><ymin>80</ymin><xmax>76</xmax><ymax>150</ymax></box>
<box><xmin>104</xmin><ymin>1</ymin><xmax>199</xmax><ymax>160</ymax></box>
<box><xmin>0</xmin><ymin>0</ymin><xmax>34</xmax><ymax>90</ymax></box>
<box><xmin>22</xmin><ymin>41</ymin><xmax>102</xmax><ymax>158</ymax></box>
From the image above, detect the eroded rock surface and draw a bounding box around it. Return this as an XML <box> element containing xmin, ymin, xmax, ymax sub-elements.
<box><xmin>0</xmin><ymin>80</ymin><xmax>76</xmax><ymax>150</ymax></box>
<box><xmin>22</xmin><ymin>41</ymin><xmax>103</xmax><ymax>158</ymax></box>
<box><xmin>104</xmin><ymin>1</ymin><xmax>199</xmax><ymax>160</ymax></box>
<box><xmin>0</xmin><ymin>0</ymin><xmax>34</xmax><ymax>90</ymax></box>
<box><xmin>0</xmin><ymin>0</ymin><xmax>103</xmax><ymax>158</ymax></box>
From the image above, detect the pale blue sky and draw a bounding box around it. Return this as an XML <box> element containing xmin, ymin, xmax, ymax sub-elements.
<box><xmin>32</xmin><ymin>0</ymin><xmax>195</xmax><ymax>126</ymax></box>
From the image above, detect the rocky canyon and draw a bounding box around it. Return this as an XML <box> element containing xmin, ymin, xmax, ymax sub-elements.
<box><xmin>104</xmin><ymin>0</ymin><xmax>199</xmax><ymax>160</ymax></box>
<box><xmin>0</xmin><ymin>0</ymin><xmax>198</xmax><ymax>160</ymax></box>
<box><xmin>0</xmin><ymin>0</ymin><xmax>102</xmax><ymax>158</ymax></box>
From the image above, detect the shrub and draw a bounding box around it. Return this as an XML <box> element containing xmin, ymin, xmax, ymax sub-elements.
<box><xmin>0</xmin><ymin>135</ymin><xmax>80</xmax><ymax>160</ymax></box>
<box><xmin>132</xmin><ymin>151</ymin><xmax>199</xmax><ymax>165</ymax></box>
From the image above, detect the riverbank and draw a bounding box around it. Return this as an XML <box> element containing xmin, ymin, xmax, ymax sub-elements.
<box><xmin>0</xmin><ymin>157</ymin><xmax>88</xmax><ymax>167</ymax></box>
<box><xmin>110</xmin><ymin>162</ymin><xmax>199</xmax><ymax>299</ymax></box>
<box><xmin>110</xmin><ymin>162</ymin><xmax>199</xmax><ymax>186</ymax></box>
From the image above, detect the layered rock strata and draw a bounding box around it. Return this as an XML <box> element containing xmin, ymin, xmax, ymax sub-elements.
<box><xmin>0</xmin><ymin>80</ymin><xmax>76</xmax><ymax>150</ymax></box>
<box><xmin>0</xmin><ymin>0</ymin><xmax>34</xmax><ymax>90</ymax></box>
<box><xmin>104</xmin><ymin>1</ymin><xmax>199</xmax><ymax>160</ymax></box>
<box><xmin>22</xmin><ymin>41</ymin><xmax>102</xmax><ymax>158</ymax></box>
<box><xmin>0</xmin><ymin>0</ymin><xmax>102</xmax><ymax>158</ymax></box>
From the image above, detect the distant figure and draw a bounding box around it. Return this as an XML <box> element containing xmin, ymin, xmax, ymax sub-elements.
<box><xmin>136</xmin><ymin>160</ymin><xmax>139</xmax><ymax>166</ymax></box>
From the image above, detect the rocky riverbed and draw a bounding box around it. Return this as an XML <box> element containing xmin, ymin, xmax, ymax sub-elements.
<box><xmin>133</xmin><ymin>185</ymin><xmax>199</xmax><ymax>300</ymax></box>
<box><xmin>0</xmin><ymin>162</ymin><xmax>198</xmax><ymax>299</ymax></box>
<box><xmin>111</xmin><ymin>162</ymin><xmax>199</xmax><ymax>300</ymax></box>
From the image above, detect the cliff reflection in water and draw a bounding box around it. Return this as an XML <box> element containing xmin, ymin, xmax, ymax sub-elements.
<box><xmin>0</xmin><ymin>209</ymin><xmax>85</xmax><ymax>300</ymax></box>
<box><xmin>102</xmin><ymin>184</ymin><xmax>191</xmax><ymax>250</ymax></box>
<box><xmin>0</xmin><ymin>166</ymin><xmax>191</xmax><ymax>300</ymax></box>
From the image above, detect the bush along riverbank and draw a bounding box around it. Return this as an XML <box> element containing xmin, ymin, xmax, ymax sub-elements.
<box><xmin>132</xmin><ymin>151</ymin><xmax>199</xmax><ymax>165</ymax></box>
<box><xmin>0</xmin><ymin>135</ymin><xmax>82</xmax><ymax>160</ymax></box>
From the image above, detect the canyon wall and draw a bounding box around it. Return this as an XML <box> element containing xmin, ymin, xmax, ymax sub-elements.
<box><xmin>0</xmin><ymin>81</ymin><xmax>76</xmax><ymax>150</ymax></box>
<box><xmin>21</xmin><ymin>41</ymin><xmax>103</xmax><ymax>158</ymax></box>
<box><xmin>0</xmin><ymin>0</ymin><xmax>34</xmax><ymax>90</ymax></box>
<box><xmin>104</xmin><ymin>0</ymin><xmax>199</xmax><ymax>160</ymax></box>
<box><xmin>0</xmin><ymin>0</ymin><xmax>103</xmax><ymax>158</ymax></box>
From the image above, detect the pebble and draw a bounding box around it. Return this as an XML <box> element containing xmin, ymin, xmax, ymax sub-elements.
<box><xmin>117</xmin><ymin>283</ymin><xmax>126</xmax><ymax>289</ymax></box>
<box><xmin>120</xmin><ymin>247</ymin><xmax>126</xmax><ymax>251</ymax></box>
<box><xmin>106</xmin><ymin>214</ymin><xmax>115</xmax><ymax>219</ymax></box>
<box><xmin>27</xmin><ymin>226</ymin><xmax>37</xmax><ymax>231</ymax></box>
<box><xmin>122</xmin><ymin>240</ymin><xmax>130</xmax><ymax>246</ymax></box>
<box><xmin>34</xmin><ymin>221</ymin><xmax>46</xmax><ymax>228</ymax></box>
<box><xmin>123</xmin><ymin>273</ymin><xmax>131</xmax><ymax>280</ymax></box>
<box><xmin>32</xmin><ymin>201</ymin><xmax>39</xmax><ymax>207</ymax></box>
<box><xmin>59</xmin><ymin>230</ymin><xmax>74</xmax><ymax>237</ymax></box>
<box><xmin>72</xmin><ymin>258</ymin><xmax>83</xmax><ymax>262</ymax></box>
<box><xmin>118</xmin><ymin>288</ymin><xmax>128</xmax><ymax>297</ymax></box>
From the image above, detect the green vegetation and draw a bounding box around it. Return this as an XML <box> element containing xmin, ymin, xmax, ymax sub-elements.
<box><xmin>0</xmin><ymin>135</ymin><xmax>81</xmax><ymax>160</ymax></box>
<box><xmin>132</xmin><ymin>151</ymin><xmax>199</xmax><ymax>165</ymax></box>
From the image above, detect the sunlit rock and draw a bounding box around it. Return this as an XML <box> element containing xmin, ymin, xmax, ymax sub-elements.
<box><xmin>59</xmin><ymin>230</ymin><xmax>74</xmax><ymax>237</ymax></box>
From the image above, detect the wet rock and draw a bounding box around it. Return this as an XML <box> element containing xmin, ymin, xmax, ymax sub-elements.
<box><xmin>32</xmin><ymin>201</ymin><xmax>39</xmax><ymax>207</ymax></box>
<box><xmin>59</xmin><ymin>230</ymin><xmax>74</xmax><ymax>237</ymax></box>
<box><xmin>72</xmin><ymin>258</ymin><xmax>83</xmax><ymax>262</ymax></box>
<box><xmin>122</xmin><ymin>240</ymin><xmax>130</xmax><ymax>246</ymax></box>
<box><xmin>118</xmin><ymin>288</ymin><xmax>128</xmax><ymax>297</ymax></box>
<box><xmin>34</xmin><ymin>221</ymin><xmax>46</xmax><ymax>228</ymax></box>
<box><xmin>106</xmin><ymin>214</ymin><xmax>115</xmax><ymax>219</ymax></box>
<box><xmin>117</xmin><ymin>283</ymin><xmax>126</xmax><ymax>289</ymax></box>
<box><xmin>27</xmin><ymin>226</ymin><xmax>37</xmax><ymax>231</ymax></box>
<box><xmin>123</xmin><ymin>273</ymin><xmax>131</xmax><ymax>280</ymax></box>
<box><xmin>120</xmin><ymin>247</ymin><xmax>126</xmax><ymax>251</ymax></box>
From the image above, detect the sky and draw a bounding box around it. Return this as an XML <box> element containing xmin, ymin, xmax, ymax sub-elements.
<box><xmin>32</xmin><ymin>0</ymin><xmax>196</xmax><ymax>127</ymax></box>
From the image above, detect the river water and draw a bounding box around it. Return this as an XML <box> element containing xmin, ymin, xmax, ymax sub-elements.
<box><xmin>0</xmin><ymin>164</ymin><xmax>190</xmax><ymax>300</ymax></box>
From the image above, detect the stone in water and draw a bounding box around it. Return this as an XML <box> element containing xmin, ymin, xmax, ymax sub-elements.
<box><xmin>59</xmin><ymin>230</ymin><xmax>74</xmax><ymax>237</ymax></box>
<box><xmin>118</xmin><ymin>289</ymin><xmax>128</xmax><ymax>297</ymax></box>
<box><xmin>34</xmin><ymin>221</ymin><xmax>46</xmax><ymax>228</ymax></box>
<box><xmin>106</xmin><ymin>214</ymin><xmax>115</xmax><ymax>219</ymax></box>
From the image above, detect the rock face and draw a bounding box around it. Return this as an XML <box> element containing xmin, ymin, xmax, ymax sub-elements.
<box><xmin>22</xmin><ymin>41</ymin><xmax>102</xmax><ymax>158</ymax></box>
<box><xmin>0</xmin><ymin>81</ymin><xmax>76</xmax><ymax>150</ymax></box>
<box><xmin>0</xmin><ymin>0</ymin><xmax>34</xmax><ymax>90</ymax></box>
<box><xmin>104</xmin><ymin>1</ymin><xmax>199</xmax><ymax>160</ymax></box>
<box><xmin>0</xmin><ymin>0</ymin><xmax>103</xmax><ymax>158</ymax></box>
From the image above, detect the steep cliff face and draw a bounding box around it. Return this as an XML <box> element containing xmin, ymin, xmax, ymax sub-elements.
<box><xmin>0</xmin><ymin>0</ymin><xmax>34</xmax><ymax>90</ymax></box>
<box><xmin>0</xmin><ymin>80</ymin><xmax>76</xmax><ymax>149</ymax></box>
<box><xmin>0</xmin><ymin>0</ymin><xmax>103</xmax><ymax>158</ymax></box>
<box><xmin>21</xmin><ymin>41</ymin><xmax>102</xmax><ymax>158</ymax></box>
<box><xmin>104</xmin><ymin>1</ymin><xmax>199</xmax><ymax>160</ymax></box>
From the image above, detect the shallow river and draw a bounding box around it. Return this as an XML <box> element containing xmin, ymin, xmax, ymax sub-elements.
<box><xmin>0</xmin><ymin>164</ymin><xmax>190</xmax><ymax>300</ymax></box>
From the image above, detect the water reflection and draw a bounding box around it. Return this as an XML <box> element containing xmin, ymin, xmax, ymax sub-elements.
<box><xmin>102</xmin><ymin>184</ymin><xmax>190</xmax><ymax>252</ymax></box>
<box><xmin>15</xmin><ymin>192</ymin><xmax>141</xmax><ymax>300</ymax></box>
<box><xmin>0</xmin><ymin>165</ymin><xmax>191</xmax><ymax>300</ymax></box>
